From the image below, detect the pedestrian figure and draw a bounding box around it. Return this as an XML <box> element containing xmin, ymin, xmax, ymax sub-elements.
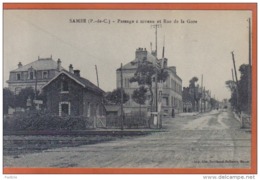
<box><xmin>172</xmin><ymin>108</ymin><xmax>175</xmax><ymax>118</ymax></box>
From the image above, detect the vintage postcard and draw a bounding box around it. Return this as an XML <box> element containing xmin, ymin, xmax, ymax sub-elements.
<box><xmin>2</xmin><ymin>3</ymin><xmax>257</xmax><ymax>174</ymax></box>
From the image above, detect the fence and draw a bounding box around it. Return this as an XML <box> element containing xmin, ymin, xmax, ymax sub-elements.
<box><xmin>3</xmin><ymin>111</ymin><xmax>150</xmax><ymax>131</ymax></box>
<box><xmin>106</xmin><ymin>112</ymin><xmax>149</xmax><ymax>129</ymax></box>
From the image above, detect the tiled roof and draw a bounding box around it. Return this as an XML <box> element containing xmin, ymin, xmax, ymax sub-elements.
<box><xmin>65</xmin><ymin>70</ymin><xmax>105</xmax><ymax>94</ymax></box>
<box><xmin>11</xmin><ymin>58</ymin><xmax>63</xmax><ymax>72</ymax></box>
<box><xmin>42</xmin><ymin>69</ymin><xmax>104</xmax><ymax>95</ymax></box>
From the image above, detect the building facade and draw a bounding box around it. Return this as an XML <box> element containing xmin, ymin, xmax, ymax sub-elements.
<box><xmin>7</xmin><ymin>56</ymin><xmax>63</xmax><ymax>94</ymax></box>
<box><xmin>41</xmin><ymin>68</ymin><xmax>105</xmax><ymax>117</ymax></box>
<box><xmin>116</xmin><ymin>47</ymin><xmax>182</xmax><ymax>116</ymax></box>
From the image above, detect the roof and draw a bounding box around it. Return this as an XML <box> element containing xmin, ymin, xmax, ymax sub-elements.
<box><xmin>11</xmin><ymin>58</ymin><xmax>63</xmax><ymax>72</ymax></box>
<box><xmin>104</xmin><ymin>105</ymin><xmax>120</xmax><ymax>112</ymax></box>
<box><xmin>166</xmin><ymin>66</ymin><xmax>182</xmax><ymax>82</ymax></box>
<box><xmin>117</xmin><ymin>52</ymin><xmax>157</xmax><ymax>71</ymax></box>
<box><xmin>41</xmin><ymin>69</ymin><xmax>105</xmax><ymax>94</ymax></box>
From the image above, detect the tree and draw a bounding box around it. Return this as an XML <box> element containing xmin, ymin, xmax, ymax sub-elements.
<box><xmin>132</xmin><ymin>86</ymin><xmax>147</xmax><ymax>120</ymax></box>
<box><xmin>238</xmin><ymin>64</ymin><xmax>251</xmax><ymax>113</ymax></box>
<box><xmin>105</xmin><ymin>88</ymin><xmax>129</xmax><ymax>105</ymax></box>
<box><xmin>225</xmin><ymin>80</ymin><xmax>236</xmax><ymax>92</ymax></box>
<box><xmin>3</xmin><ymin>88</ymin><xmax>15</xmax><ymax>114</ymax></box>
<box><xmin>225</xmin><ymin>64</ymin><xmax>251</xmax><ymax>113</ymax></box>
<box><xmin>189</xmin><ymin>76</ymin><xmax>201</xmax><ymax>111</ymax></box>
<box><xmin>15</xmin><ymin>87</ymin><xmax>35</xmax><ymax>109</ymax></box>
<box><xmin>225</xmin><ymin>80</ymin><xmax>237</xmax><ymax>110</ymax></box>
<box><xmin>210</xmin><ymin>98</ymin><xmax>218</xmax><ymax>110</ymax></box>
<box><xmin>130</xmin><ymin>60</ymin><xmax>168</xmax><ymax>109</ymax></box>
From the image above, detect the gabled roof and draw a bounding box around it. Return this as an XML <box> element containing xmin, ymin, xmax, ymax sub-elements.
<box><xmin>117</xmin><ymin>52</ymin><xmax>157</xmax><ymax>71</ymax></box>
<box><xmin>11</xmin><ymin>58</ymin><xmax>63</xmax><ymax>72</ymax></box>
<box><xmin>41</xmin><ymin>70</ymin><xmax>104</xmax><ymax>94</ymax></box>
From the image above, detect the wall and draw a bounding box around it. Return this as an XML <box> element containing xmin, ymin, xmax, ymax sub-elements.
<box><xmin>44</xmin><ymin>74</ymin><xmax>84</xmax><ymax>116</ymax></box>
<box><xmin>44</xmin><ymin>74</ymin><xmax>104</xmax><ymax>117</ymax></box>
<box><xmin>8</xmin><ymin>69</ymin><xmax>59</xmax><ymax>93</ymax></box>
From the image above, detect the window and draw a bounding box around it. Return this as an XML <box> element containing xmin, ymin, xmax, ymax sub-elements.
<box><xmin>87</xmin><ymin>102</ymin><xmax>91</xmax><ymax>117</ymax></box>
<box><xmin>29</xmin><ymin>72</ymin><xmax>34</xmax><ymax>80</ymax></box>
<box><xmin>16</xmin><ymin>73</ymin><xmax>21</xmax><ymax>80</ymax></box>
<box><xmin>15</xmin><ymin>87</ymin><xmax>21</xmax><ymax>95</ymax></box>
<box><xmin>59</xmin><ymin>102</ymin><xmax>70</xmax><ymax>116</ymax></box>
<box><xmin>162</xmin><ymin>97</ymin><xmax>169</xmax><ymax>106</ymax></box>
<box><xmin>61</xmin><ymin>81</ymin><xmax>69</xmax><ymax>92</ymax></box>
<box><xmin>61</xmin><ymin>104</ymin><xmax>69</xmax><ymax>116</ymax></box>
<box><xmin>42</xmin><ymin>71</ymin><xmax>48</xmax><ymax>79</ymax></box>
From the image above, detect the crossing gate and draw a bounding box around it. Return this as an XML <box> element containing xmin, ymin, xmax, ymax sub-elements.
<box><xmin>95</xmin><ymin>116</ymin><xmax>106</xmax><ymax>128</ymax></box>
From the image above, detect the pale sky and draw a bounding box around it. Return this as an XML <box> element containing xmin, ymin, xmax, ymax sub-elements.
<box><xmin>3</xmin><ymin>10</ymin><xmax>251</xmax><ymax>100</ymax></box>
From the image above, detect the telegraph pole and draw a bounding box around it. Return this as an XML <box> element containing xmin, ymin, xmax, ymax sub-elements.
<box><xmin>201</xmin><ymin>74</ymin><xmax>203</xmax><ymax>113</ymax></box>
<box><xmin>231</xmin><ymin>69</ymin><xmax>235</xmax><ymax>82</ymax></box>
<box><xmin>120</xmin><ymin>63</ymin><xmax>124</xmax><ymax>130</ymax></box>
<box><xmin>151</xmin><ymin>24</ymin><xmax>161</xmax><ymax>128</ymax></box>
<box><xmin>203</xmin><ymin>87</ymin><xmax>206</xmax><ymax>112</ymax></box>
<box><xmin>248</xmin><ymin>18</ymin><xmax>252</xmax><ymax>114</ymax></box>
<box><xmin>95</xmin><ymin>65</ymin><xmax>99</xmax><ymax>88</ymax></box>
<box><xmin>248</xmin><ymin>18</ymin><xmax>252</xmax><ymax>66</ymax></box>
<box><xmin>34</xmin><ymin>70</ymin><xmax>38</xmax><ymax>100</ymax></box>
<box><xmin>231</xmin><ymin>51</ymin><xmax>240</xmax><ymax>112</ymax></box>
<box><xmin>151</xmin><ymin>24</ymin><xmax>161</xmax><ymax>56</ymax></box>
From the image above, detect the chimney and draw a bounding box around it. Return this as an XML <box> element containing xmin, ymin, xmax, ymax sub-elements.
<box><xmin>18</xmin><ymin>62</ymin><xmax>22</xmax><ymax>68</ymax></box>
<box><xmin>74</xmin><ymin>70</ymin><xmax>80</xmax><ymax>77</ymax></box>
<box><xmin>135</xmin><ymin>47</ymin><xmax>147</xmax><ymax>62</ymax></box>
<box><xmin>69</xmin><ymin>64</ymin><xmax>73</xmax><ymax>73</ymax></box>
<box><xmin>57</xmin><ymin>58</ymin><xmax>61</xmax><ymax>71</ymax></box>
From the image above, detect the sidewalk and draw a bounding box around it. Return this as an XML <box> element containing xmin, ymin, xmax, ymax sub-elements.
<box><xmin>4</xmin><ymin>128</ymin><xmax>165</xmax><ymax>136</ymax></box>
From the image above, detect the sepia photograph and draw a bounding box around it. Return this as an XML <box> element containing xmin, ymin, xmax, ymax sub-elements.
<box><xmin>2</xmin><ymin>3</ymin><xmax>257</xmax><ymax>174</ymax></box>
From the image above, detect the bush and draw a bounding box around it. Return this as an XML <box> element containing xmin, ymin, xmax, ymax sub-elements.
<box><xmin>125</xmin><ymin>112</ymin><xmax>147</xmax><ymax>128</ymax></box>
<box><xmin>3</xmin><ymin>111</ymin><xmax>93</xmax><ymax>131</ymax></box>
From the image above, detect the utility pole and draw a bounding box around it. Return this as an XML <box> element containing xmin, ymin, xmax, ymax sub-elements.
<box><xmin>231</xmin><ymin>52</ymin><xmax>239</xmax><ymax>83</ymax></box>
<box><xmin>231</xmin><ymin>51</ymin><xmax>240</xmax><ymax>112</ymax></box>
<box><xmin>248</xmin><ymin>18</ymin><xmax>252</xmax><ymax>66</ymax></box>
<box><xmin>151</xmin><ymin>24</ymin><xmax>161</xmax><ymax>56</ymax></box>
<box><xmin>231</xmin><ymin>69</ymin><xmax>235</xmax><ymax>82</ymax></box>
<box><xmin>201</xmin><ymin>74</ymin><xmax>203</xmax><ymax>113</ymax></box>
<box><xmin>34</xmin><ymin>70</ymin><xmax>38</xmax><ymax>100</ymax></box>
<box><xmin>120</xmin><ymin>63</ymin><xmax>124</xmax><ymax>130</ymax></box>
<box><xmin>203</xmin><ymin>87</ymin><xmax>206</xmax><ymax>112</ymax></box>
<box><xmin>95</xmin><ymin>65</ymin><xmax>99</xmax><ymax>88</ymax></box>
<box><xmin>248</xmin><ymin>18</ymin><xmax>252</xmax><ymax>114</ymax></box>
<box><xmin>151</xmin><ymin>24</ymin><xmax>161</xmax><ymax>128</ymax></box>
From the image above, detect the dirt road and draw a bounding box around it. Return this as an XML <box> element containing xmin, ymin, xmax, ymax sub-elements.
<box><xmin>4</xmin><ymin>109</ymin><xmax>251</xmax><ymax>168</ymax></box>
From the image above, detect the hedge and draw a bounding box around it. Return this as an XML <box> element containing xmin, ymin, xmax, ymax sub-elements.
<box><xmin>3</xmin><ymin>111</ymin><xmax>94</xmax><ymax>131</ymax></box>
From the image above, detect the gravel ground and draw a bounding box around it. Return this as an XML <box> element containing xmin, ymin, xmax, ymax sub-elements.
<box><xmin>3</xmin><ymin>109</ymin><xmax>251</xmax><ymax>168</ymax></box>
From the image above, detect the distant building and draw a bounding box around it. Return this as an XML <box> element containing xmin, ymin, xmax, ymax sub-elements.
<box><xmin>116</xmin><ymin>47</ymin><xmax>182</xmax><ymax>116</ymax></box>
<box><xmin>182</xmin><ymin>87</ymin><xmax>193</xmax><ymax>112</ymax></box>
<box><xmin>41</xmin><ymin>67</ymin><xmax>105</xmax><ymax>117</ymax></box>
<box><xmin>7</xmin><ymin>56</ymin><xmax>63</xmax><ymax>94</ymax></box>
<box><xmin>104</xmin><ymin>105</ymin><xmax>122</xmax><ymax>116</ymax></box>
<box><xmin>182</xmin><ymin>86</ymin><xmax>212</xmax><ymax>112</ymax></box>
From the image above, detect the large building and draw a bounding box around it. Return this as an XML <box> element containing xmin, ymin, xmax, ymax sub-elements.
<box><xmin>116</xmin><ymin>47</ymin><xmax>182</xmax><ymax>116</ymax></box>
<box><xmin>6</xmin><ymin>56</ymin><xmax>63</xmax><ymax>94</ymax></box>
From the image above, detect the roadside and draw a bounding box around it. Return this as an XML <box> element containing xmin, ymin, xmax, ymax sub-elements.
<box><xmin>3</xmin><ymin>109</ymin><xmax>251</xmax><ymax>168</ymax></box>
